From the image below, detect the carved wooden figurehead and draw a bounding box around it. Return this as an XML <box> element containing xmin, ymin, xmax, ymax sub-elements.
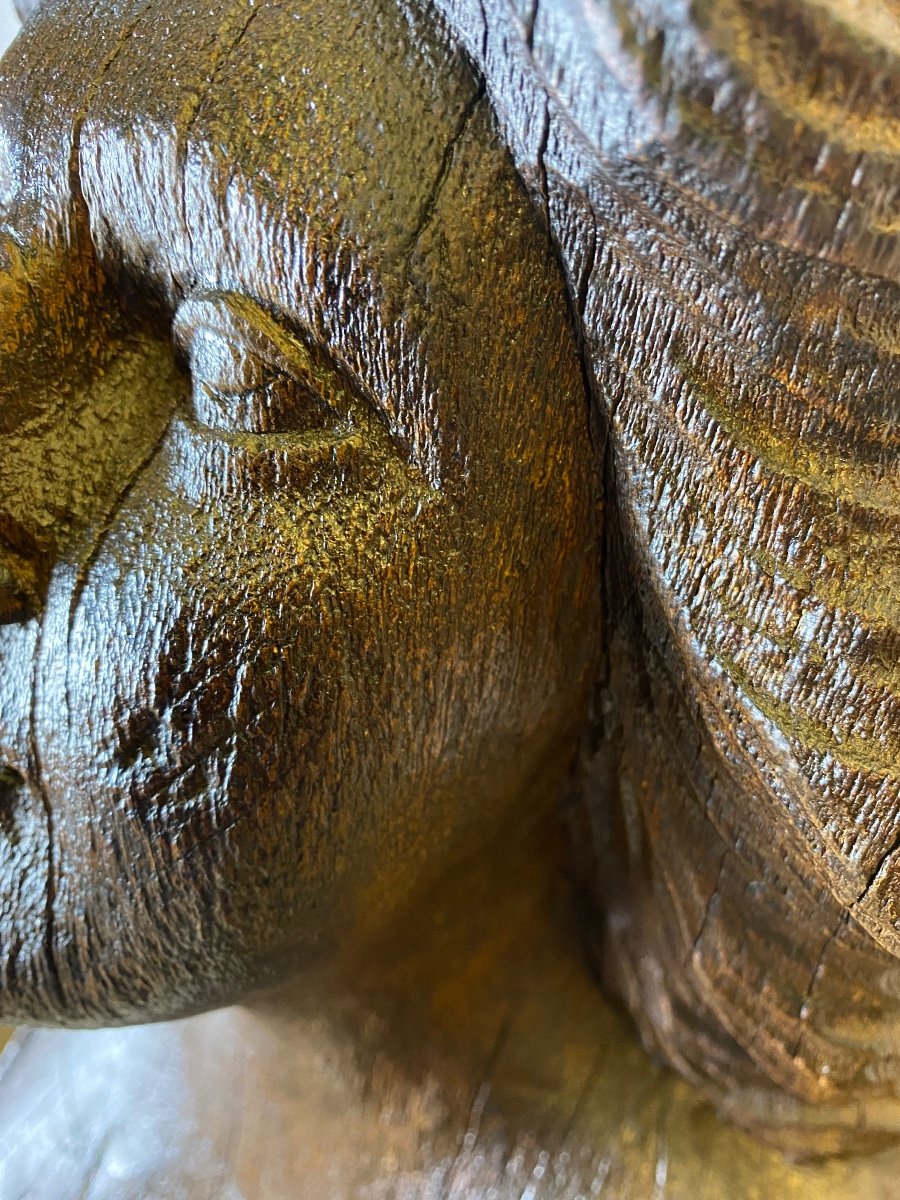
<box><xmin>0</xmin><ymin>0</ymin><xmax>898</xmax><ymax>1193</ymax></box>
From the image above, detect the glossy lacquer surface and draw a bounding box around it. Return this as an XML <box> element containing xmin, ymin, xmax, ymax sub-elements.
<box><xmin>438</xmin><ymin>0</ymin><xmax>900</xmax><ymax>1156</ymax></box>
<box><xmin>0</xmin><ymin>0</ymin><xmax>898</xmax><ymax>1195</ymax></box>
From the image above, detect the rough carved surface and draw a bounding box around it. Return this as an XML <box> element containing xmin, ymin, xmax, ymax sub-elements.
<box><xmin>7</xmin><ymin>825</ymin><xmax>900</xmax><ymax>1200</ymax></box>
<box><xmin>435</xmin><ymin>0</ymin><xmax>900</xmax><ymax>1154</ymax></box>
<box><xmin>0</xmin><ymin>0</ymin><xmax>898</xmax><ymax>1191</ymax></box>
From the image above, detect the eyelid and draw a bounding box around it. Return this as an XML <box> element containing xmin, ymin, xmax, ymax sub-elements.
<box><xmin>176</xmin><ymin>290</ymin><xmax>312</xmax><ymax>362</ymax></box>
<box><xmin>189</xmin><ymin>329</ymin><xmax>276</xmax><ymax>396</ymax></box>
<box><xmin>172</xmin><ymin>291</ymin><xmax>357</xmax><ymax>437</ymax></box>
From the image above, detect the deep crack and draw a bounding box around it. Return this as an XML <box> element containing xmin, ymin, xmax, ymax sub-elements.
<box><xmin>401</xmin><ymin>78</ymin><xmax>487</xmax><ymax>264</ymax></box>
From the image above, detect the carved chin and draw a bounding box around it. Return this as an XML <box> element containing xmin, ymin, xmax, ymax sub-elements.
<box><xmin>0</xmin><ymin>768</ymin><xmax>59</xmax><ymax>1024</ymax></box>
<box><xmin>0</xmin><ymin>750</ymin><xmax>292</xmax><ymax>1027</ymax></box>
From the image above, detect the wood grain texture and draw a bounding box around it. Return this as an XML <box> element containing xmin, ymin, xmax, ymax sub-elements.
<box><xmin>0</xmin><ymin>0</ymin><xmax>597</xmax><ymax>1028</ymax></box>
<box><xmin>0</xmin><ymin>0</ymin><xmax>898</xmax><ymax>1184</ymax></box>
<box><xmin>434</xmin><ymin>0</ymin><xmax>900</xmax><ymax>1155</ymax></box>
<box><xmin>5</xmin><ymin>820</ymin><xmax>900</xmax><ymax>1199</ymax></box>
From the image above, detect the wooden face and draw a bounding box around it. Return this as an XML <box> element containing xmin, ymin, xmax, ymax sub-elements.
<box><xmin>0</xmin><ymin>0</ymin><xmax>598</xmax><ymax>1024</ymax></box>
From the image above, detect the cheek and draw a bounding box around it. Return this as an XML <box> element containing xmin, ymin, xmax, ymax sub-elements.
<box><xmin>21</xmin><ymin>397</ymin><xmax>592</xmax><ymax>1005</ymax></box>
<box><xmin>31</xmin><ymin>429</ymin><xmax>456</xmax><ymax>895</ymax></box>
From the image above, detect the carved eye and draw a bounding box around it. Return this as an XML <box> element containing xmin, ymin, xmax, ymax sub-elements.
<box><xmin>173</xmin><ymin>293</ymin><xmax>351</xmax><ymax>439</ymax></box>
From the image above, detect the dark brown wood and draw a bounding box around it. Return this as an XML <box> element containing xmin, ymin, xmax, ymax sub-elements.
<box><xmin>0</xmin><ymin>0</ymin><xmax>897</xmax><ymax>1191</ymax></box>
<box><xmin>0</xmin><ymin>0</ymin><xmax>597</xmax><ymax>1026</ymax></box>
<box><xmin>4</xmin><ymin>819</ymin><xmax>900</xmax><ymax>1199</ymax></box>
<box><xmin>437</xmin><ymin>0</ymin><xmax>900</xmax><ymax>1156</ymax></box>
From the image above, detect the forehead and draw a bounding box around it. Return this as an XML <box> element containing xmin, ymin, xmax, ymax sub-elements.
<box><xmin>78</xmin><ymin>2</ymin><xmax>477</xmax><ymax>285</ymax></box>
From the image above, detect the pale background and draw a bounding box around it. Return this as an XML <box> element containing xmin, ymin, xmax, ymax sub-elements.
<box><xmin>0</xmin><ymin>2</ymin><xmax>16</xmax><ymax>55</ymax></box>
